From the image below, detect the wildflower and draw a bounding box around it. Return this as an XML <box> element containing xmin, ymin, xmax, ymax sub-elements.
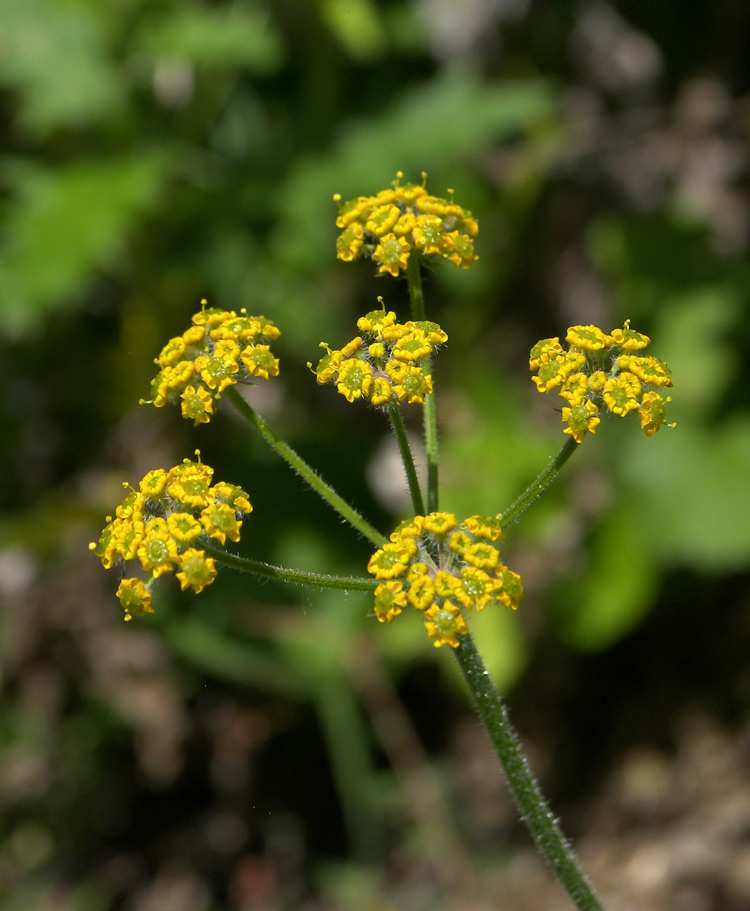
<box><xmin>90</xmin><ymin>455</ymin><xmax>252</xmax><ymax>619</ymax></box>
<box><xmin>143</xmin><ymin>301</ymin><xmax>281</xmax><ymax>423</ymax></box>
<box><xmin>116</xmin><ymin>579</ymin><xmax>154</xmax><ymax>622</ymax></box>
<box><xmin>367</xmin><ymin>512</ymin><xmax>523</xmax><ymax>647</ymax></box>
<box><xmin>423</xmin><ymin>603</ymin><xmax>469</xmax><ymax>648</ymax></box>
<box><xmin>562</xmin><ymin>401</ymin><xmax>601</xmax><ymax>443</ymax></box>
<box><xmin>530</xmin><ymin>320</ymin><xmax>674</xmax><ymax>441</ymax></box>
<box><xmin>639</xmin><ymin>391</ymin><xmax>675</xmax><ymax>437</ymax></box>
<box><xmin>180</xmin><ymin>385</ymin><xmax>214</xmax><ymax>426</ymax></box>
<box><xmin>333</xmin><ymin>173</ymin><xmax>478</xmax><ymax>277</ymax></box>
<box><xmin>175</xmin><ymin>549</ymin><xmax>217</xmax><ymax>594</ymax></box>
<box><xmin>309</xmin><ymin>300</ymin><xmax>445</xmax><ymax>410</ymax></box>
<box><xmin>373</xmin><ymin>581</ymin><xmax>408</xmax><ymax>623</ymax></box>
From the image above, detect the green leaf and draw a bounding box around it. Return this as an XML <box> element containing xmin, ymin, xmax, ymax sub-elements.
<box><xmin>0</xmin><ymin>152</ymin><xmax>168</xmax><ymax>335</ymax></box>
<box><xmin>556</xmin><ymin>505</ymin><xmax>658</xmax><ymax>651</ymax></box>
<box><xmin>136</xmin><ymin>4</ymin><xmax>284</xmax><ymax>71</ymax></box>
<box><xmin>0</xmin><ymin>0</ymin><xmax>126</xmax><ymax>134</ymax></box>
<box><xmin>321</xmin><ymin>0</ymin><xmax>387</xmax><ymax>61</ymax></box>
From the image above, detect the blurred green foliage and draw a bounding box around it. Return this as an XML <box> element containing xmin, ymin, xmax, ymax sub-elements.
<box><xmin>1</xmin><ymin>0</ymin><xmax>749</xmax><ymax>907</ymax></box>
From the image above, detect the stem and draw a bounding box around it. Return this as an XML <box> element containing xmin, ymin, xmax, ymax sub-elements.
<box><xmin>204</xmin><ymin>543</ymin><xmax>378</xmax><ymax>592</ymax></box>
<box><xmin>406</xmin><ymin>253</ymin><xmax>439</xmax><ymax>512</ymax></box>
<box><xmin>388</xmin><ymin>403</ymin><xmax>425</xmax><ymax>515</ymax></box>
<box><xmin>500</xmin><ymin>436</ymin><xmax>579</xmax><ymax>529</ymax></box>
<box><xmin>225</xmin><ymin>386</ymin><xmax>386</xmax><ymax>548</ymax></box>
<box><xmin>453</xmin><ymin>633</ymin><xmax>606</xmax><ymax>910</ymax></box>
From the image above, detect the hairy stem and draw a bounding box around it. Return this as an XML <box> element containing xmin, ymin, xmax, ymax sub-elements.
<box><xmin>500</xmin><ymin>436</ymin><xmax>579</xmax><ymax>529</ymax></box>
<box><xmin>406</xmin><ymin>253</ymin><xmax>439</xmax><ymax>511</ymax></box>
<box><xmin>453</xmin><ymin>633</ymin><xmax>605</xmax><ymax>910</ymax></box>
<box><xmin>225</xmin><ymin>386</ymin><xmax>386</xmax><ymax>547</ymax></box>
<box><xmin>204</xmin><ymin>543</ymin><xmax>378</xmax><ymax>592</ymax></box>
<box><xmin>388</xmin><ymin>403</ymin><xmax>425</xmax><ymax>515</ymax></box>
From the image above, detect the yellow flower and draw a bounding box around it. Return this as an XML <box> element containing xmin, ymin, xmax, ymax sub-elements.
<box><xmin>116</xmin><ymin>578</ymin><xmax>154</xmax><ymax>621</ymax></box>
<box><xmin>610</xmin><ymin>321</ymin><xmax>650</xmax><ymax>350</ymax></box>
<box><xmin>136</xmin><ymin>519</ymin><xmax>178</xmax><ymax>577</ymax></box>
<box><xmin>367</xmin><ymin>512</ymin><xmax>523</xmax><ymax>647</ymax></box>
<box><xmin>562</xmin><ymin>400</ymin><xmax>601</xmax><ymax>443</ymax></box>
<box><xmin>167</xmin><ymin>512</ymin><xmax>204</xmax><ymax>544</ymax></box>
<box><xmin>457</xmin><ymin>568</ymin><xmax>499</xmax><ymax>611</ymax></box>
<box><xmin>369</xmin><ymin>376</ymin><xmax>394</xmax><ymax>407</ymax></box>
<box><xmin>180</xmin><ymin>385</ymin><xmax>214</xmax><ymax>425</ymax></box>
<box><xmin>559</xmin><ymin>372</ymin><xmax>590</xmax><ymax>406</ymax></box>
<box><xmin>391</xmin><ymin>366</ymin><xmax>432</xmax><ymax>405</ymax></box>
<box><xmin>639</xmin><ymin>392</ymin><xmax>674</xmax><ymax>436</ymax></box>
<box><xmin>373</xmin><ymin>233</ymin><xmax>411</xmax><ymax>277</ymax></box>
<box><xmin>423</xmin><ymin>512</ymin><xmax>457</xmax><ymax>536</ymax></box>
<box><xmin>93</xmin><ymin>457</ymin><xmax>253</xmax><ymax>619</ymax></box>
<box><xmin>423</xmin><ymin>603</ymin><xmax>469</xmax><ymax>648</ymax></box>
<box><xmin>336</xmin><ymin>358</ymin><xmax>373</xmax><ymax>402</ymax></box>
<box><xmin>334</xmin><ymin>173</ymin><xmax>479</xmax><ymax>274</ymax></box>
<box><xmin>529</xmin><ymin>338</ymin><xmax>563</xmax><ymax>371</ymax></box>
<box><xmin>175</xmin><ymin>549</ymin><xmax>217</xmax><ymax>594</ymax></box>
<box><xmin>495</xmin><ymin>567</ymin><xmax>523</xmax><ymax>611</ymax></box>
<box><xmin>566</xmin><ymin>325</ymin><xmax>611</xmax><ymax>352</ymax></box>
<box><xmin>201</xmin><ymin>502</ymin><xmax>243</xmax><ymax>545</ymax></box>
<box><xmin>315</xmin><ymin>311</ymin><xmax>444</xmax><ymax>409</ymax></box>
<box><xmin>241</xmin><ymin>344</ymin><xmax>280</xmax><ymax>380</ymax></box>
<box><xmin>145</xmin><ymin>304</ymin><xmax>281</xmax><ymax>423</ymax></box>
<box><xmin>373</xmin><ymin>581</ymin><xmax>408</xmax><ymax>623</ymax></box>
<box><xmin>531</xmin><ymin>321</ymin><xmax>674</xmax><ymax>442</ymax></box>
<box><xmin>408</xmin><ymin>575</ymin><xmax>436</xmax><ymax>611</ymax></box>
<box><xmin>367</xmin><ymin>542</ymin><xmax>412</xmax><ymax>579</ymax></box>
<box><xmin>602</xmin><ymin>373</ymin><xmax>642</xmax><ymax>416</ymax></box>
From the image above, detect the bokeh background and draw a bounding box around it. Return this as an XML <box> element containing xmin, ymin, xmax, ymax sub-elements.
<box><xmin>2</xmin><ymin>1</ymin><xmax>750</xmax><ymax>909</ymax></box>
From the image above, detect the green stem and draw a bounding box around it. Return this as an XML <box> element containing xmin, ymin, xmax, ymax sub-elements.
<box><xmin>406</xmin><ymin>250</ymin><xmax>426</xmax><ymax>321</ymax></box>
<box><xmin>500</xmin><ymin>436</ymin><xmax>579</xmax><ymax>529</ymax></box>
<box><xmin>453</xmin><ymin>633</ymin><xmax>606</xmax><ymax>911</ymax></box>
<box><xmin>406</xmin><ymin>253</ymin><xmax>439</xmax><ymax>512</ymax></box>
<box><xmin>204</xmin><ymin>543</ymin><xmax>378</xmax><ymax>592</ymax></box>
<box><xmin>225</xmin><ymin>386</ymin><xmax>386</xmax><ymax>548</ymax></box>
<box><xmin>388</xmin><ymin>403</ymin><xmax>425</xmax><ymax>515</ymax></box>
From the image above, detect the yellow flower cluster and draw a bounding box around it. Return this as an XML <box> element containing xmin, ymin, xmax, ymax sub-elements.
<box><xmin>530</xmin><ymin>322</ymin><xmax>674</xmax><ymax>442</ymax></box>
<box><xmin>333</xmin><ymin>172</ymin><xmax>478</xmax><ymax>277</ymax></box>
<box><xmin>145</xmin><ymin>302</ymin><xmax>281</xmax><ymax>425</ymax></box>
<box><xmin>367</xmin><ymin>512</ymin><xmax>522</xmax><ymax>648</ymax></box>
<box><xmin>310</xmin><ymin>305</ymin><xmax>446</xmax><ymax>407</ymax></box>
<box><xmin>89</xmin><ymin>457</ymin><xmax>251</xmax><ymax>620</ymax></box>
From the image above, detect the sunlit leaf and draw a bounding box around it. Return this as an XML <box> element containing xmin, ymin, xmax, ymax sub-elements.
<box><xmin>0</xmin><ymin>152</ymin><xmax>168</xmax><ymax>335</ymax></box>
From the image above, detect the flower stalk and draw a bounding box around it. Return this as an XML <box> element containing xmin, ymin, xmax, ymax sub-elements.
<box><xmin>501</xmin><ymin>436</ymin><xmax>579</xmax><ymax>528</ymax></box>
<box><xmin>406</xmin><ymin>252</ymin><xmax>440</xmax><ymax>512</ymax></box>
<box><xmin>203</xmin><ymin>543</ymin><xmax>378</xmax><ymax>592</ymax></box>
<box><xmin>225</xmin><ymin>386</ymin><xmax>386</xmax><ymax>548</ymax></box>
<box><xmin>387</xmin><ymin>402</ymin><xmax>425</xmax><ymax>515</ymax></box>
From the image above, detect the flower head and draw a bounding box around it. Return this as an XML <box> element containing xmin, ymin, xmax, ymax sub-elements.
<box><xmin>367</xmin><ymin>512</ymin><xmax>522</xmax><ymax>647</ymax></box>
<box><xmin>90</xmin><ymin>454</ymin><xmax>252</xmax><ymax>619</ymax></box>
<box><xmin>530</xmin><ymin>320</ymin><xmax>674</xmax><ymax>441</ymax></box>
<box><xmin>143</xmin><ymin>301</ymin><xmax>281</xmax><ymax>423</ymax></box>
<box><xmin>309</xmin><ymin>300</ymin><xmax>444</xmax><ymax>409</ymax></box>
<box><xmin>333</xmin><ymin>173</ymin><xmax>478</xmax><ymax>277</ymax></box>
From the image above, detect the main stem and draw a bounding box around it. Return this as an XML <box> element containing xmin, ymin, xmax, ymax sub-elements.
<box><xmin>453</xmin><ymin>633</ymin><xmax>605</xmax><ymax>910</ymax></box>
<box><xmin>406</xmin><ymin>254</ymin><xmax>439</xmax><ymax>512</ymax></box>
<box><xmin>225</xmin><ymin>386</ymin><xmax>386</xmax><ymax>548</ymax></box>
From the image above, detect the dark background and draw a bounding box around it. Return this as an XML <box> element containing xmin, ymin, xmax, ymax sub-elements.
<box><xmin>1</xmin><ymin>1</ymin><xmax>750</xmax><ymax>908</ymax></box>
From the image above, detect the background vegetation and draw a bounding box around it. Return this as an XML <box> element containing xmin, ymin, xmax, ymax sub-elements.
<box><xmin>1</xmin><ymin>1</ymin><xmax>749</xmax><ymax>908</ymax></box>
